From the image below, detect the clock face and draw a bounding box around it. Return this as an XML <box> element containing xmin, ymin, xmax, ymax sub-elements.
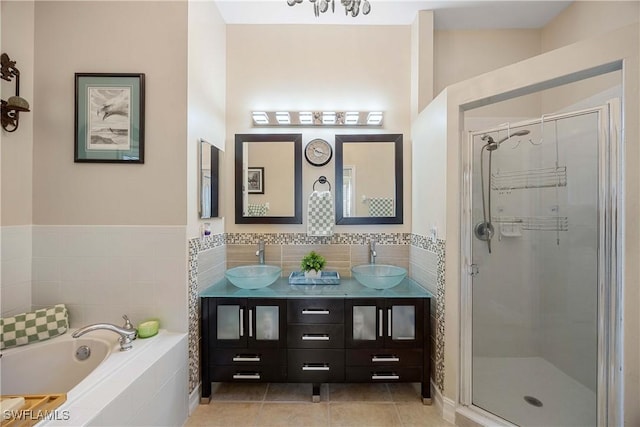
<box><xmin>305</xmin><ymin>138</ymin><xmax>333</xmax><ymax>167</ymax></box>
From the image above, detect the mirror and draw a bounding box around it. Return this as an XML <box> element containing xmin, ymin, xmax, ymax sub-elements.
<box><xmin>335</xmin><ymin>134</ymin><xmax>403</xmax><ymax>225</ymax></box>
<box><xmin>199</xmin><ymin>139</ymin><xmax>220</xmax><ymax>219</ymax></box>
<box><xmin>235</xmin><ymin>134</ymin><xmax>302</xmax><ymax>224</ymax></box>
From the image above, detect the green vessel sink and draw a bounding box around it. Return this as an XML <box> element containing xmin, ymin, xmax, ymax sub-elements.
<box><xmin>351</xmin><ymin>264</ymin><xmax>407</xmax><ymax>289</ymax></box>
<box><xmin>225</xmin><ymin>265</ymin><xmax>282</xmax><ymax>289</ymax></box>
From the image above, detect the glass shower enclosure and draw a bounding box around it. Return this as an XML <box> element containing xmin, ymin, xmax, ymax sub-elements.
<box><xmin>462</xmin><ymin>103</ymin><xmax>621</xmax><ymax>426</ymax></box>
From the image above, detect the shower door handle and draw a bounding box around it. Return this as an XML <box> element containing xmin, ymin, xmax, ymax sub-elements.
<box><xmin>469</xmin><ymin>264</ymin><xmax>480</xmax><ymax>277</ymax></box>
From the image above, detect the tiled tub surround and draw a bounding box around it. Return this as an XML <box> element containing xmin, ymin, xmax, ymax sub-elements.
<box><xmin>1</xmin><ymin>225</ymin><xmax>32</xmax><ymax>317</ymax></box>
<box><xmin>409</xmin><ymin>235</ymin><xmax>445</xmax><ymax>394</ymax></box>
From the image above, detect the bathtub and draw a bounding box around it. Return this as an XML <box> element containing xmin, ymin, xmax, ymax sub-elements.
<box><xmin>0</xmin><ymin>329</ymin><xmax>188</xmax><ymax>426</ymax></box>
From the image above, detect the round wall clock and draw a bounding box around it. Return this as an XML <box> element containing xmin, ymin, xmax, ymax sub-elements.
<box><xmin>305</xmin><ymin>138</ymin><xmax>333</xmax><ymax>167</ymax></box>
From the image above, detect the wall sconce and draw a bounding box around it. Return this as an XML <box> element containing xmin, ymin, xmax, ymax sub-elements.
<box><xmin>1</xmin><ymin>53</ymin><xmax>30</xmax><ymax>132</ymax></box>
<box><xmin>251</xmin><ymin>111</ymin><xmax>383</xmax><ymax>127</ymax></box>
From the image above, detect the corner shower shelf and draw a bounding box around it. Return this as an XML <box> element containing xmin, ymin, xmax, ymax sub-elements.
<box><xmin>492</xmin><ymin>216</ymin><xmax>569</xmax><ymax>232</ymax></box>
<box><xmin>491</xmin><ymin>166</ymin><xmax>567</xmax><ymax>191</ymax></box>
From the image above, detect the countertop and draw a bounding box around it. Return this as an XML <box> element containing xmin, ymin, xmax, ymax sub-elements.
<box><xmin>199</xmin><ymin>275</ymin><xmax>433</xmax><ymax>299</ymax></box>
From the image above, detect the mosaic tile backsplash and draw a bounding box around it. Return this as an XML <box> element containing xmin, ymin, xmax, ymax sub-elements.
<box><xmin>187</xmin><ymin>232</ymin><xmax>444</xmax><ymax>395</ymax></box>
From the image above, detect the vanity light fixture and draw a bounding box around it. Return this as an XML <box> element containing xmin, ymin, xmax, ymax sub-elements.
<box><xmin>251</xmin><ymin>111</ymin><xmax>383</xmax><ymax>127</ymax></box>
<box><xmin>1</xmin><ymin>53</ymin><xmax>30</xmax><ymax>133</ymax></box>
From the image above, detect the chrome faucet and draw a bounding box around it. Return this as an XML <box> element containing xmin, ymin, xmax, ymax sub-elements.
<box><xmin>369</xmin><ymin>239</ymin><xmax>377</xmax><ymax>264</ymax></box>
<box><xmin>72</xmin><ymin>315</ymin><xmax>138</xmax><ymax>351</ymax></box>
<box><xmin>256</xmin><ymin>240</ymin><xmax>265</xmax><ymax>264</ymax></box>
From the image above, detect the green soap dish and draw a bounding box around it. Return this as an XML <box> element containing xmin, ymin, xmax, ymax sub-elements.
<box><xmin>137</xmin><ymin>320</ymin><xmax>159</xmax><ymax>338</ymax></box>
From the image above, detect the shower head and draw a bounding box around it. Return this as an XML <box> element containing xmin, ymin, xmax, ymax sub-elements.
<box><xmin>481</xmin><ymin>129</ymin><xmax>530</xmax><ymax>151</ymax></box>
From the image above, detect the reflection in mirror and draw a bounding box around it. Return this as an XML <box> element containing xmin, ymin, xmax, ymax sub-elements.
<box><xmin>335</xmin><ymin>134</ymin><xmax>403</xmax><ymax>225</ymax></box>
<box><xmin>235</xmin><ymin>134</ymin><xmax>302</xmax><ymax>224</ymax></box>
<box><xmin>199</xmin><ymin>139</ymin><xmax>220</xmax><ymax>219</ymax></box>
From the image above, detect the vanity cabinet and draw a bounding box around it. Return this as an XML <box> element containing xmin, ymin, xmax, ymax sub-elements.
<box><xmin>201</xmin><ymin>298</ymin><xmax>287</xmax><ymax>397</ymax></box>
<box><xmin>200</xmin><ymin>278</ymin><xmax>432</xmax><ymax>404</ymax></box>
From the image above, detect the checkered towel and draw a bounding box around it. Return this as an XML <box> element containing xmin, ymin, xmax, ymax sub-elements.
<box><xmin>307</xmin><ymin>190</ymin><xmax>334</xmax><ymax>236</ymax></box>
<box><xmin>247</xmin><ymin>203</ymin><xmax>268</xmax><ymax>216</ymax></box>
<box><xmin>368</xmin><ymin>197</ymin><xmax>394</xmax><ymax>217</ymax></box>
<box><xmin>1</xmin><ymin>304</ymin><xmax>69</xmax><ymax>350</ymax></box>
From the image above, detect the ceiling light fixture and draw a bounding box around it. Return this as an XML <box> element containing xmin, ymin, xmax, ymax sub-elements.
<box><xmin>286</xmin><ymin>0</ymin><xmax>371</xmax><ymax>18</ymax></box>
<box><xmin>251</xmin><ymin>111</ymin><xmax>384</xmax><ymax>127</ymax></box>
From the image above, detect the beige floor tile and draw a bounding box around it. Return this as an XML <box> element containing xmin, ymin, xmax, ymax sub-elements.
<box><xmin>210</xmin><ymin>382</ymin><xmax>268</xmax><ymax>401</ymax></box>
<box><xmin>265</xmin><ymin>383</ymin><xmax>329</xmax><ymax>402</ymax></box>
<box><xmin>187</xmin><ymin>402</ymin><xmax>263</xmax><ymax>426</ymax></box>
<box><xmin>328</xmin><ymin>383</ymin><xmax>392</xmax><ymax>402</ymax></box>
<box><xmin>395</xmin><ymin>402</ymin><xmax>455</xmax><ymax>427</ymax></box>
<box><xmin>387</xmin><ymin>383</ymin><xmax>423</xmax><ymax>402</ymax></box>
<box><xmin>329</xmin><ymin>402</ymin><xmax>401</xmax><ymax>426</ymax></box>
<box><xmin>257</xmin><ymin>402</ymin><xmax>329</xmax><ymax>426</ymax></box>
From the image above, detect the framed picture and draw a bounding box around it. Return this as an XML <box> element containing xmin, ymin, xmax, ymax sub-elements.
<box><xmin>247</xmin><ymin>167</ymin><xmax>264</xmax><ymax>194</ymax></box>
<box><xmin>74</xmin><ymin>73</ymin><xmax>145</xmax><ymax>163</ymax></box>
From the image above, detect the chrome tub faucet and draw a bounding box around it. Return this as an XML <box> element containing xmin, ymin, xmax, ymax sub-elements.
<box><xmin>72</xmin><ymin>315</ymin><xmax>138</xmax><ymax>351</ymax></box>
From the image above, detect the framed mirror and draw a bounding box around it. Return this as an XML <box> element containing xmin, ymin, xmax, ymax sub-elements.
<box><xmin>199</xmin><ymin>139</ymin><xmax>220</xmax><ymax>219</ymax></box>
<box><xmin>335</xmin><ymin>134</ymin><xmax>403</xmax><ymax>225</ymax></box>
<box><xmin>235</xmin><ymin>134</ymin><xmax>302</xmax><ymax>224</ymax></box>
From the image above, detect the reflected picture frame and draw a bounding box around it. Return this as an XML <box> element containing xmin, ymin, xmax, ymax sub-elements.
<box><xmin>74</xmin><ymin>73</ymin><xmax>145</xmax><ymax>163</ymax></box>
<box><xmin>247</xmin><ymin>167</ymin><xmax>264</xmax><ymax>194</ymax></box>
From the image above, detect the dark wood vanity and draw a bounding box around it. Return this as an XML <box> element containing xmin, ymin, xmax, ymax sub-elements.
<box><xmin>200</xmin><ymin>278</ymin><xmax>432</xmax><ymax>403</ymax></box>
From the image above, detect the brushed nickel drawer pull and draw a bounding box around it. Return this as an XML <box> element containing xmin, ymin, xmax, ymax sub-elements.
<box><xmin>388</xmin><ymin>308</ymin><xmax>392</xmax><ymax>337</ymax></box>
<box><xmin>302</xmin><ymin>309</ymin><xmax>330</xmax><ymax>315</ymax></box>
<box><xmin>302</xmin><ymin>334</ymin><xmax>330</xmax><ymax>341</ymax></box>
<box><xmin>372</xmin><ymin>356</ymin><xmax>400</xmax><ymax>362</ymax></box>
<box><xmin>239</xmin><ymin>308</ymin><xmax>244</xmax><ymax>337</ymax></box>
<box><xmin>302</xmin><ymin>364</ymin><xmax>330</xmax><ymax>371</ymax></box>
<box><xmin>233</xmin><ymin>373</ymin><xmax>261</xmax><ymax>379</ymax></box>
<box><xmin>372</xmin><ymin>374</ymin><xmax>399</xmax><ymax>380</ymax></box>
<box><xmin>378</xmin><ymin>309</ymin><xmax>383</xmax><ymax>337</ymax></box>
<box><xmin>248</xmin><ymin>309</ymin><xmax>253</xmax><ymax>337</ymax></box>
<box><xmin>232</xmin><ymin>355</ymin><xmax>261</xmax><ymax>362</ymax></box>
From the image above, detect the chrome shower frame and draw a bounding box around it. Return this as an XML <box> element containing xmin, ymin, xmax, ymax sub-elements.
<box><xmin>460</xmin><ymin>102</ymin><xmax>623</xmax><ymax>426</ymax></box>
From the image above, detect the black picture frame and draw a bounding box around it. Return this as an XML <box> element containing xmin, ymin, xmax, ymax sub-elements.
<box><xmin>247</xmin><ymin>167</ymin><xmax>265</xmax><ymax>194</ymax></box>
<box><xmin>74</xmin><ymin>73</ymin><xmax>145</xmax><ymax>163</ymax></box>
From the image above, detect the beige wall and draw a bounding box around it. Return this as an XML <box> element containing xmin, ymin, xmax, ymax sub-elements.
<box><xmin>1</xmin><ymin>0</ymin><xmax>34</xmax><ymax>226</ymax></box>
<box><xmin>33</xmin><ymin>1</ymin><xmax>188</xmax><ymax>226</ymax></box>
<box><xmin>411</xmin><ymin>10</ymin><xmax>434</xmax><ymax>118</ymax></box>
<box><xmin>187</xmin><ymin>0</ymin><xmax>226</xmax><ymax>239</ymax></box>
<box><xmin>225</xmin><ymin>24</ymin><xmax>412</xmax><ymax>233</ymax></box>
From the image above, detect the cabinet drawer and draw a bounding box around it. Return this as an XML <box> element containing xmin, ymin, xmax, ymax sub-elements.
<box><xmin>287</xmin><ymin>349</ymin><xmax>345</xmax><ymax>382</ymax></box>
<box><xmin>211</xmin><ymin>364</ymin><xmax>287</xmax><ymax>382</ymax></box>
<box><xmin>346</xmin><ymin>348</ymin><xmax>423</xmax><ymax>367</ymax></box>
<box><xmin>345</xmin><ymin>366</ymin><xmax>422</xmax><ymax>383</ymax></box>
<box><xmin>287</xmin><ymin>324</ymin><xmax>344</xmax><ymax>348</ymax></box>
<box><xmin>212</xmin><ymin>348</ymin><xmax>286</xmax><ymax>366</ymax></box>
<box><xmin>288</xmin><ymin>299</ymin><xmax>344</xmax><ymax>324</ymax></box>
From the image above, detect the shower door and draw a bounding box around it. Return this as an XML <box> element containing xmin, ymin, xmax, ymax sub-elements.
<box><xmin>463</xmin><ymin>103</ymin><xmax>620</xmax><ymax>427</ymax></box>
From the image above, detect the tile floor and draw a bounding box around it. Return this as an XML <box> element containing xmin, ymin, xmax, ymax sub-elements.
<box><xmin>185</xmin><ymin>383</ymin><xmax>455</xmax><ymax>426</ymax></box>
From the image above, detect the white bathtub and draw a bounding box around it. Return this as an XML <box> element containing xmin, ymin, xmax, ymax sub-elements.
<box><xmin>0</xmin><ymin>329</ymin><xmax>188</xmax><ymax>426</ymax></box>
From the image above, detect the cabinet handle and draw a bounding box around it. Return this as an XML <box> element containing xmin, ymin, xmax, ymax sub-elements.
<box><xmin>302</xmin><ymin>364</ymin><xmax>330</xmax><ymax>371</ymax></box>
<box><xmin>239</xmin><ymin>308</ymin><xmax>244</xmax><ymax>337</ymax></box>
<box><xmin>233</xmin><ymin>373</ymin><xmax>261</xmax><ymax>380</ymax></box>
<box><xmin>372</xmin><ymin>356</ymin><xmax>400</xmax><ymax>363</ymax></box>
<box><xmin>302</xmin><ymin>334</ymin><xmax>330</xmax><ymax>341</ymax></box>
<box><xmin>378</xmin><ymin>309</ymin><xmax>383</xmax><ymax>337</ymax></box>
<box><xmin>372</xmin><ymin>373</ymin><xmax>400</xmax><ymax>380</ymax></box>
<box><xmin>233</xmin><ymin>355</ymin><xmax>261</xmax><ymax>362</ymax></box>
<box><xmin>302</xmin><ymin>309</ymin><xmax>330</xmax><ymax>315</ymax></box>
<box><xmin>388</xmin><ymin>308</ymin><xmax>392</xmax><ymax>337</ymax></box>
<box><xmin>249</xmin><ymin>309</ymin><xmax>253</xmax><ymax>337</ymax></box>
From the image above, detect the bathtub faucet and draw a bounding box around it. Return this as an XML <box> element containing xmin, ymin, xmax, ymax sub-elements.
<box><xmin>72</xmin><ymin>315</ymin><xmax>138</xmax><ymax>351</ymax></box>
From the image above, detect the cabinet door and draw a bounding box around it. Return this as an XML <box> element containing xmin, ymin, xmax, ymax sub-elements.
<box><xmin>346</xmin><ymin>298</ymin><xmax>424</xmax><ymax>349</ymax></box>
<box><xmin>213</xmin><ymin>298</ymin><xmax>286</xmax><ymax>348</ymax></box>
<box><xmin>345</xmin><ymin>299</ymin><xmax>384</xmax><ymax>348</ymax></box>
<box><xmin>247</xmin><ymin>298</ymin><xmax>287</xmax><ymax>348</ymax></box>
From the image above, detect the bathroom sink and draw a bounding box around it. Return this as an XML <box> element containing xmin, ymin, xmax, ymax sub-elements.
<box><xmin>351</xmin><ymin>264</ymin><xmax>407</xmax><ymax>289</ymax></box>
<box><xmin>225</xmin><ymin>265</ymin><xmax>282</xmax><ymax>289</ymax></box>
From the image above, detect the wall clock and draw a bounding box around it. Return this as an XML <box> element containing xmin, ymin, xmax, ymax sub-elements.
<box><xmin>305</xmin><ymin>138</ymin><xmax>333</xmax><ymax>167</ymax></box>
